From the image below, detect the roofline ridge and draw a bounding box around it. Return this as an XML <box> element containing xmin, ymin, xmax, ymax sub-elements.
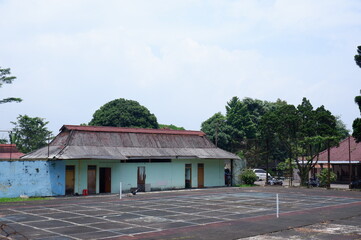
<box><xmin>60</xmin><ymin>125</ymin><xmax>206</xmax><ymax>136</ymax></box>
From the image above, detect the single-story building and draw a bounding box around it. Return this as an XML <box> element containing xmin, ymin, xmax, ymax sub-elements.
<box><xmin>1</xmin><ymin>125</ymin><xmax>243</xmax><ymax>197</ymax></box>
<box><xmin>314</xmin><ymin>136</ymin><xmax>361</xmax><ymax>183</ymax></box>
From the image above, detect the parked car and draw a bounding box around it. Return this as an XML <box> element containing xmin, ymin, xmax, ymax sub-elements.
<box><xmin>349</xmin><ymin>179</ymin><xmax>361</xmax><ymax>189</ymax></box>
<box><xmin>267</xmin><ymin>177</ymin><xmax>283</xmax><ymax>186</ymax></box>
<box><xmin>252</xmin><ymin>169</ymin><xmax>271</xmax><ymax>181</ymax></box>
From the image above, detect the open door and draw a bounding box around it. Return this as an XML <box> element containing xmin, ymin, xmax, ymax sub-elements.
<box><xmin>185</xmin><ymin>164</ymin><xmax>192</xmax><ymax>188</ymax></box>
<box><xmin>87</xmin><ymin>165</ymin><xmax>97</xmax><ymax>194</ymax></box>
<box><xmin>100</xmin><ymin>167</ymin><xmax>111</xmax><ymax>193</ymax></box>
<box><xmin>198</xmin><ymin>163</ymin><xmax>204</xmax><ymax>188</ymax></box>
<box><xmin>137</xmin><ymin>166</ymin><xmax>146</xmax><ymax>192</ymax></box>
<box><xmin>65</xmin><ymin>166</ymin><xmax>75</xmax><ymax>195</ymax></box>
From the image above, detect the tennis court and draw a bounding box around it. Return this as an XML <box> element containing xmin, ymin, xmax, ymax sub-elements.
<box><xmin>1</xmin><ymin>187</ymin><xmax>361</xmax><ymax>239</ymax></box>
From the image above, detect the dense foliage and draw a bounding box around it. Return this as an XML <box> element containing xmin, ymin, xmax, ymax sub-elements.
<box><xmin>159</xmin><ymin>124</ymin><xmax>185</xmax><ymax>130</ymax></box>
<box><xmin>89</xmin><ymin>98</ymin><xmax>159</xmax><ymax>129</ymax></box>
<box><xmin>317</xmin><ymin>168</ymin><xmax>337</xmax><ymax>187</ymax></box>
<box><xmin>0</xmin><ymin>67</ymin><xmax>22</xmax><ymax>104</ymax></box>
<box><xmin>239</xmin><ymin>169</ymin><xmax>258</xmax><ymax>185</ymax></box>
<box><xmin>202</xmin><ymin>96</ymin><xmax>349</xmax><ymax>186</ymax></box>
<box><xmin>11</xmin><ymin>115</ymin><xmax>52</xmax><ymax>153</ymax></box>
<box><xmin>353</xmin><ymin>46</ymin><xmax>361</xmax><ymax>142</ymax></box>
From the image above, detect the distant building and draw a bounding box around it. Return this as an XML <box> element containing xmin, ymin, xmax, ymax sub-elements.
<box><xmin>315</xmin><ymin>136</ymin><xmax>361</xmax><ymax>183</ymax></box>
<box><xmin>1</xmin><ymin>125</ymin><xmax>244</xmax><ymax>197</ymax></box>
<box><xmin>0</xmin><ymin>144</ymin><xmax>24</xmax><ymax>160</ymax></box>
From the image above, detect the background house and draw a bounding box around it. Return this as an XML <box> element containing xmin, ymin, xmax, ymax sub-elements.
<box><xmin>1</xmin><ymin>125</ymin><xmax>244</xmax><ymax>197</ymax></box>
<box><xmin>315</xmin><ymin>136</ymin><xmax>361</xmax><ymax>183</ymax></box>
<box><xmin>0</xmin><ymin>144</ymin><xmax>24</xmax><ymax>161</ymax></box>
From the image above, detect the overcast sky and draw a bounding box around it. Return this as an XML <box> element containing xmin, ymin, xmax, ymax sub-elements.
<box><xmin>1</xmin><ymin>0</ymin><xmax>360</xmax><ymax>137</ymax></box>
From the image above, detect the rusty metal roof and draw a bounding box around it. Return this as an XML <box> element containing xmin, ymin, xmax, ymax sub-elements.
<box><xmin>61</xmin><ymin>125</ymin><xmax>206</xmax><ymax>136</ymax></box>
<box><xmin>22</xmin><ymin>125</ymin><xmax>239</xmax><ymax>161</ymax></box>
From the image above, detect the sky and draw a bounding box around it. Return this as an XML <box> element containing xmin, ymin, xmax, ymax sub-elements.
<box><xmin>0</xmin><ymin>0</ymin><xmax>361</xmax><ymax>138</ymax></box>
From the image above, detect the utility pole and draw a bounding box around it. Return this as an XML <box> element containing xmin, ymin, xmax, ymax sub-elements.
<box><xmin>266</xmin><ymin>138</ymin><xmax>269</xmax><ymax>184</ymax></box>
<box><xmin>327</xmin><ymin>140</ymin><xmax>331</xmax><ymax>189</ymax></box>
<box><xmin>215</xmin><ymin>121</ymin><xmax>218</xmax><ymax>147</ymax></box>
<box><xmin>349</xmin><ymin>136</ymin><xmax>352</xmax><ymax>183</ymax></box>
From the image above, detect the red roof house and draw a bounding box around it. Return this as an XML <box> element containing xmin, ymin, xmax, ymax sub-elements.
<box><xmin>0</xmin><ymin>144</ymin><xmax>24</xmax><ymax>160</ymax></box>
<box><xmin>316</xmin><ymin>136</ymin><xmax>361</xmax><ymax>182</ymax></box>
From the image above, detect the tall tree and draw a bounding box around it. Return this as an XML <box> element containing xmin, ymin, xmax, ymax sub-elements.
<box><xmin>159</xmin><ymin>124</ymin><xmax>185</xmax><ymax>130</ymax></box>
<box><xmin>335</xmin><ymin>116</ymin><xmax>350</xmax><ymax>139</ymax></box>
<box><xmin>201</xmin><ymin>112</ymin><xmax>234</xmax><ymax>151</ymax></box>
<box><xmin>0</xmin><ymin>67</ymin><xmax>22</xmax><ymax>104</ymax></box>
<box><xmin>353</xmin><ymin>46</ymin><xmax>361</xmax><ymax>142</ymax></box>
<box><xmin>11</xmin><ymin>115</ymin><xmax>52</xmax><ymax>153</ymax></box>
<box><xmin>355</xmin><ymin>46</ymin><xmax>361</xmax><ymax>68</ymax></box>
<box><xmin>89</xmin><ymin>98</ymin><xmax>159</xmax><ymax>129</ymax></box>
<box><xmin>260</xmin><ymin>99</ymin><xmax>341</xmax><ymax>186</ymax></box>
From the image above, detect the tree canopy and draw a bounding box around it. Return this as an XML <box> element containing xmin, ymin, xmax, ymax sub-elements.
<box><xmin>355</xmin><ymin>46</ymin><xmax>361</xmax><ymax>68</ymax></box>
<box><xmin>201</xmin><ymin>96</ymin><xmax>348</xmax><ymax>184</ymax></box>
<box><xmin>353</xmin><ymin>46</ymin><xmax>361</xmax><ymax>142</ymax></box>
<box><xmin>159</xmin><ymin>124</ymin><xmax>185</xmax><ymax>130</ymax></box>
<box><xmin>201</xmin><ymin>112</ymin><xmax>235</xmax><ymax>151</ymax></box>
<box><xmin>11</xmin><ymin>115</ymin><xmax>52</xmax><ymax>153</ymax></box>
<box><xmin>89</xmin><ymin>98</ymin><xmax>159</xmax><ymax>129</ymax></box>
<box><xmin>0</xmin><ymin>67</ymin><xmax>22</xmax><ymax>104</ymax></box>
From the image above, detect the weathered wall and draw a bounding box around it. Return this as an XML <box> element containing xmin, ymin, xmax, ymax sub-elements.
<box><xmin>0</xmin><ymin>160</ymin><xmax>65</xmax><ymax>198</ymax></box>
<box><xmin>65</xmin><ymin>159</ymin><xmax>121</xmax><ymax>194</ymax></box>
<box><xmin>65</xmin><ymin>159</ymin><xmax>227</xmax><ymax>194</ymax></box>
<box><xmin>118</xmin><ymin>159</ymin><xmax>226</xmax><ymax>192</ymax></box>
<box><xmin>232</xmin><ymin>158</ymin><xmax>247</xmax><ymax>185</ymax></box>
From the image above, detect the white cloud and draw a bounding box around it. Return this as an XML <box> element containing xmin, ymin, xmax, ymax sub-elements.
<box><xmin>0</xmin><ymin>0</ymin><xmax>360</xmax><ymax>135</ymax></box>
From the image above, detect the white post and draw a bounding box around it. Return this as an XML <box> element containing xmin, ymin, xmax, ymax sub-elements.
<box><xmin>276</xmin><ymin>194</ymin><xmax>279</xmax><ymax>218</ymax></box>
<box><xmin>119</xmin><ymin>182</ymin><xmax>122</xmax><ymax>199</ymax></box>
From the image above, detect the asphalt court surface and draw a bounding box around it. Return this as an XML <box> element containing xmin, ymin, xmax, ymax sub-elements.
<box><xmin>1</xmin><ymin>187</ymin><xmax>361</xmax><ymax>239</ymax></box>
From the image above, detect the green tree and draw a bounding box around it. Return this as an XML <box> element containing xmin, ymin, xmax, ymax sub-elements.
<box><xmin>89</xmin><ymin>98</ymin><xmax>159</xmax><ymax>129</ymax></box>
<box><xmin>317</xmin><ymin>168</ymin><xmax>337</xmax><ymax>187</ymax></box>
<box><xmin>239</xmin><ymin>169</ymin><xmax>258</xmax><ymax>185</ymax></box>
<box><xmin>355</xmin><ymin>46</ymin><xmax>361</xmax><ymax>68</ymax></box>
<box><xmin>0</xmin><ymin>67</ymin><xmax>22</xmax><ymax>104</ymax></box>
<box><xmin>335</xmin><ymin>117</ymin><xmax>350</xmax><ymax>139</ymax></box>
<box><xmin>353</xmin><ymin>46</ymin><xmax>361</xmax><ymax>142</ymax></box>
<box><xmin>260</xmin><ymin>98</ymin><xmax>341</xmax><ymax>186</ymax></box>
<box><xmin>201</xmin><ymin>112</ymin><xmax>234</xmax><ymax>151</ymax></box>
<box><xmin>159</xmin><ymin>124</ymin><xmax>185</xmax><ymax>130</ymax></box>
<box><xmin>11</xmin><ymin>115</ymin><xmax>52</xmax><ymax>153</ymax></box>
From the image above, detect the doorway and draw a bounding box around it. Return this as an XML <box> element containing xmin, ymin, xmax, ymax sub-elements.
<box><xmin>198</xmin><ymin>163</ymin><xmax>204</xmax><ymax>188</ymax></box>
<box><xmin>87</xmin><ymin>165</ymin><xmax>97</xmax><ymax>194</ymax></box>
<box><xmin>137</xmin><ymin>166</ymin><xmax>146</xmax><ymax>192</ymax></box>
<box><xmin>65</xmin><ymin>166</ymin><xmax>75</xmax><ymax>195</ymax></box>
<box><xmin>99</xmin><ymin>167</ymin><xmax>111</xmax><ymax>193</ymax></box>
<box><xmin>185</xmin><ymin>164</ymin><xmax>192</xmax><ymax>188</ymax></box>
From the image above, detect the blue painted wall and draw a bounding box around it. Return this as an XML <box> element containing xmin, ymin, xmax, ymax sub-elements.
<box><xmin>0</xmin><ymin>160</ymin><xmax>65</xmax><ymax>198</ymax></box>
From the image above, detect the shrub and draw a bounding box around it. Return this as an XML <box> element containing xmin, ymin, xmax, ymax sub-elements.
<box><xmin>317</xmin><ymin>168</ymin><xmax>337</xmax><ymax>186</ymax></box>
<box><xmin>239</xmin><ymin>169</ymin><xmax>258</xmax><ymax>185</ymax></box>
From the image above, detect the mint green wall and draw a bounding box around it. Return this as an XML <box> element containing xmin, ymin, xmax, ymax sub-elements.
<box><xmin>65</xmin><ymin>159</ymin><xmax>226</xmax><ymax>194</ymax></box>
<box><xmin>65</xmin><ymin>159</ymin><xmax>121</xmax><ymax>194</ymax></box>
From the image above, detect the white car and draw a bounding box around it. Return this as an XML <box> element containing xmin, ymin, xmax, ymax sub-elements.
<box><xmin>252</xmin><ymin>169</ymin><xmax>271</xmax><ymax>181</ymax></box>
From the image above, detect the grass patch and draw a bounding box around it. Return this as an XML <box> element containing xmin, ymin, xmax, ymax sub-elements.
<box><xmin>236</xmin><ymin>184</ymin><xmax>258</xmax><ymax>187</ymax></box>
<box><xmin>0</xmin><ymin>197</ymin><xmax>53</xmax><ymax>203</ymax></box>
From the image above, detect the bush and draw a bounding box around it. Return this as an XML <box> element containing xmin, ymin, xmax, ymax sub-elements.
<box><xmin>317</xmin><ymin>168</ymin><xmax>337</xmax><ymax>186</ymax></box>
<box><xmin>239</xmin><ymin>169</ymin><xmax>258</xmax><ymax>185</ymax></box>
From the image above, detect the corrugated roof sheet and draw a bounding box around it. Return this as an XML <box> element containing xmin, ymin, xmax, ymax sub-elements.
<box><xmin>318</xmin><ymin>136</ymin><xmax>361</xmax><ymax>163</ymax></box>
<box><xmin>22</xmin><ymin>125</ymin><xmax>239</xmax><ymax>161</ymax></box>
<box><xmin>61</xmin><ymin>125</ymin><xmax>206</xmax><ymax>136</ymax></box>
